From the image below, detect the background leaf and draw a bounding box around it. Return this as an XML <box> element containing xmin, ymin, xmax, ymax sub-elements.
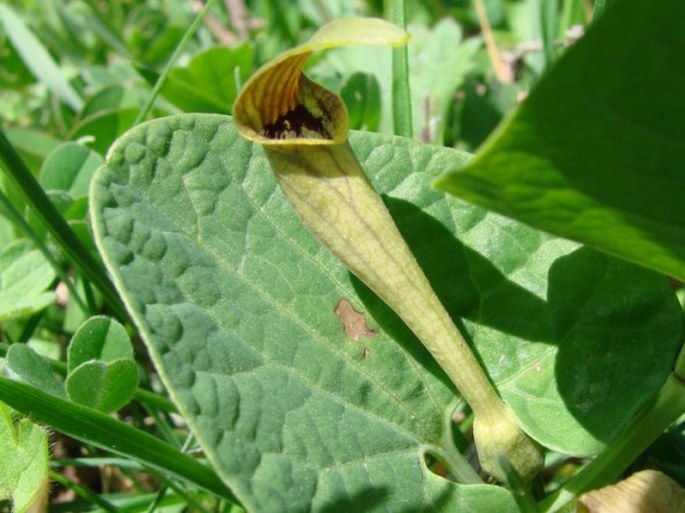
<box><xmin>0</xmin><ymin>36</ymin><xmax>34</xmax><ymax>89</ymax></box>
<box><xmin>5</xmin><ymin>344</ymin><xmax>65</xmax><ymax>398</ymax></box>
<box><xmin>90</xmin><ymin>114</ymin><xmax>682</xmax><ymax>510</ymax></box>
<box><xmin>40</xmin><ymin>142</ymin><xmax>104</xmax><ymax>200</ymax></box>
<box><xmin>0</xmin><ymin>240</ymin><xmax>56</xmax><ymax>322</ymax></box>
<box><xmin>407</xmin><ymin>18</ymin><xmax>480</xmax><ymax>143</ymax></box>
<box><xmin>340</xmin><ymin>72</ymin><xmax>381</xmax><ymax>131</ymax></box>
<box><xmin>69</xmin><ymin>108</ymin><xmax>138</xmax><ymax>155</ymax></box>
<box><xmin>66</xmin><ymin>359</ymin><xmax>139</xmax><ymax>413</ymax></box>
<box><xmin>434</xmin><ymin>0</ymin><xmax>685</xmax><ymax>281</ymax></box>
<box><xmin>80</xmin><ymin>86</ymin><xmax>142</xmax><ymax>119</ymax></box>
<box><xmin>155</xmin><ymin>44</ymin><xmax>254</xmax><ymax>114</ymax></box>
<box><xmin>66</xmin><ymin>316</ymin><xmax>139</xmax><ymax>412</ymax></box>
<box><xmin>4</xmin><ymin>129</ymin><xmax>61</xmax><ymax>173</ymax></box>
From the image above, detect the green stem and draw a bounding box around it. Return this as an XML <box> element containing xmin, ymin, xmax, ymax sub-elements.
<box><xmin>674</xmin><ymin>338</ymin><xmax>685</xmax><ymax>379</ymax></box>
<box><xmin>539</xmin><ymin>0</ymin><xmax>558</xmax><ymax>70</ymax></box>
<box><xmin>593</xmin><ymin>0</ymin><xmax>608</xmax><ymax>19</ymax></box>
<box><xmin>50</xmin><ymin>470</ymin><xmax>119</xmax><ymax>513</ymax></box>
<box><xmin>498</xmin><ymin>454</ymin><xmax>540</xmax><ymax>513</ymax></box>
<box><xmin>385</xmin><ymin>0</ymin><xmax>413</xmax><ymax>137</ymax></box>
<box><xmin>0</xmin><ymin>129</ymin><xmax>129</xmax><ymax>321</ymax></box>
<box><xmin>540</xmin><ymin>372</ymin><xmax>685</xmax><ymax>512</ymax></box>
<box><xmin>133</xmin><ymin>0</ymin><xmax>216</xmax><ymax>126</ymax></box>
<box><xmin>439</xmin><ymin>401</ymin><xmax>482</xmax><ymax>484</ymax></box>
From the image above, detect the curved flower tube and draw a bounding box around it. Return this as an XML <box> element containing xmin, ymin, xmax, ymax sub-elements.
<box><xmin>233</xmin><ymin>17</ymin><xmax>542</xmax><ymax>482</ymax></box>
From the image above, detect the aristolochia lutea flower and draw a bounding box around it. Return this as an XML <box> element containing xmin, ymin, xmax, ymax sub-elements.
<box><xmin>233</xmin><ymin>17</ymin><xmax>542</xmax><ymax>482</ymax></box>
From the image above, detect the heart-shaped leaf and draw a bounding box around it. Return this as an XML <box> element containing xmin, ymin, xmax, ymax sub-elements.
<box><xmin>65</xmin><ymin>316</ymin><xmax>139</xmax><ymax>412</ymax></box>
<box><xmin>68</xmin><ymin>316</ymin><xmax>133</xmax><ymax>371</ymax></box>
<box><xmin>90</xmin><ymin>114</ymin><xmax>681</xmax><ymax>510</ymax></box>
<box><xmin>65</xmin><ymin>359</ymin><xmax>139</xmax><ymax>413</ymax></box>
<box><xmin>158</xmin><ymin>45</ymin><xmax>253</xmax><ymax>114</ymax></box>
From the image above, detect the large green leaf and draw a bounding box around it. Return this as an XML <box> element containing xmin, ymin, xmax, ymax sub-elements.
<box><xmin>90</xmin><ymin>114</ymin><xmax>681</xmax><ymax>511</ymax></box>
<box><xmin>5</xmin><ymin>344</ymin><xmax>65</xmax><ymax>398</ymax></box>
<box><xmin>434</xmin><ymin>0</ymin><xmax>685</xmax><ymax>281</ymax></box>
<box><xmin>67</xmin><ymin>316</ymin><xmax>134</xmax><ymax>370</ymax></box>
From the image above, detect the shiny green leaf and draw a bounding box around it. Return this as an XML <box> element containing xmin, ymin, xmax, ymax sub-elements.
<box><xmin>66</xmin><ymin>359</ymin><xmax>139</xmax><ymax>413</ymax></box>
<box><xmin>68</xmin><ymin>316</ymin><xmax>133</xmax><ymax>370</ymax></box>
<box><xmin>435</xmin><ymin>0</ymin><xmax>685</xmax><ymax>281</ymax></box>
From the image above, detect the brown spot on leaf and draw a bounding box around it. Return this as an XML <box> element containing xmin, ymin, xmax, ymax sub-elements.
<box><xmin>362</xmin><ymin>347</ymin><xmax>371</xmax><ymax>359</ymax></box>
<box><xmin>334</xmin><ymin>298</ymin><xmax>377</xmax><ymax>342</ymax></box>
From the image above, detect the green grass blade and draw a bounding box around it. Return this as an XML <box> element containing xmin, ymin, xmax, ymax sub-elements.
<box><xmin>134</xmin><ymin>0</ymin><xmax>217</xmax><ymax>126</ymax></box>
<box><xmin>539</xmin><ymin>0</ymin><xmax>558</xmax><ymax>68</ymax></box>
<box><xmin>49</xmin><ymin>470</ymin><xmax>119</xmax><ymax>513</ymax></box>
<box><xmin>385</xmin><ymin>0</ymin><xmax>413</xmax><ymax>137</ymax></box>
<box><xmin>0</xmin><ymin>341</ymin><xmax>177</xmax><ymax>413</ymax></box>
<box><xmin>0</xmin><ymin>377</ymin><xmax>238</xmax><ymax>504</ymax></box>
<box><xmin>0</xmin><ymin>4</ymin><xmax>83</xmax><ymax>111</ymax></box>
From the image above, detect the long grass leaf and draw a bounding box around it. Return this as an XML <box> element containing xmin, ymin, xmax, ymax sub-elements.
<box><xmin>0</xmin><ymin>4</ymin><xmax>83</xmax><ymax>111</ymax></box>
<box><xmin>0</xmin><ymin>377</ymin><xmax>238</xmax><ymax>504</ymax></box>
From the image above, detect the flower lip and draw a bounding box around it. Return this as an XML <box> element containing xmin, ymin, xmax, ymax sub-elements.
<box><xmin>232</xmin><ymin>16</ymin><xmax>409</xmax><ymax>147</ymax></box>
<box><xmin>234</xmin><ymin>56</ymin><xmax>347</xmax><ymax>146</ymax></box>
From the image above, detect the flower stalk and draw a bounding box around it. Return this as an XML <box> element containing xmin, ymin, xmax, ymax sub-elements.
<box><xmin>233</xmin><ymin>17</ymin><xmax>542</xmax><ymax>481</ymax></box>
